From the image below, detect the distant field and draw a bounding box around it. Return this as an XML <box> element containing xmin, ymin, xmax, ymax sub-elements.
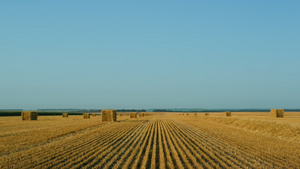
<box><xmin>0</xmin><ymin>112</ymin><xmax>299</xmax><ymax>168</ymax></box>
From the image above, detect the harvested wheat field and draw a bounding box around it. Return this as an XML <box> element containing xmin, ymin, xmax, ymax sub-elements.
<box><xmin>0</xmin><ymin>112</ymin><xmax>300</xmax><ymax>168</ymax></box>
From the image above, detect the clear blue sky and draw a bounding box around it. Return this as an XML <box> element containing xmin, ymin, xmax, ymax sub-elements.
<box><xmin>1</xmin><ymin>1</ymin><xmax>300</xmax><ymax>110</ymax></box>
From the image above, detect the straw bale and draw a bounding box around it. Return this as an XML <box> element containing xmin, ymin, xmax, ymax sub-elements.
<box><xmin>92</xmin><ymin>113</ymin><xmax>96</xmax><ymax>116</ymax></box>
<box><xmin>83</xmin><ymin>113</ymin><xmax>90</xmax><ymax>119</ymax></box>
<box><xmin>102</xmin><ymin>109</ymin><xmax>117</xmax><ymax>122</ymax></box>
<box><xmin>194</xmin><ymin>113</ymin><xmax>197</xmax><ymax>115</ymax></box>
<box><xmin>130</xmin><ymin>113</ymin><xmax>137</xmax><ymax>118</ymax></box>
<box><xmin>225</xmin><ymin>111</ymin><xmax>231</xmax><ymax>117</ymax></box>
<box><xmin>62</xmin><ymin>113</ymin><xmax>68</xmax><ymax>117</ymax></box>
<box><xmin>138</xmin><ymin>113</ymin><xmax>144</xmax><ymax>117</ymax></box>
<box><xmin>205</xmin><ymin>113</ymin><xmax>209</xmax><ymax>116</ymax></box>
<box><xmin>270</xmin><ymin>109</ymin><xmax>284</xmax><ymax>118</ymax></box>
<box><xmin>21</xmin><ymin>111</ymin><xmax>38</xmax><ymax>120</ymax></box>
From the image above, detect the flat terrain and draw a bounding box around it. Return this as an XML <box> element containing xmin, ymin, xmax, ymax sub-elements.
<box><xmin>0</xmin><ymin>112</ymin><xmax>299</xmax><ymax>168</ymax></box>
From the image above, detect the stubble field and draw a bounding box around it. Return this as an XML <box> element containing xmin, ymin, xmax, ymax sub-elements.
<box><xmin>0</xmin><ymin>112</ymin><xmax>299</xmax><ymax>169</ymax></box>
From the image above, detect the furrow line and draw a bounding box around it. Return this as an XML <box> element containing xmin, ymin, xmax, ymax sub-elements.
<box><xmin>213</xmin><ymin>133</ymin><xmax>299</xmax><ymax>168</ymax></box>
<box><xmin>134</xmin><ymin>120</ymin><xmax>155</xmax><ymax>169</ymax></box>
<box><xmin>161</xmin><ymin>119</ymin><xmax>198</xmax><ymax>169</ymax></box>
<box><xmin>152</xmin><ymin>120</ymin><xmax>159</xmax><ymax>169</ymax></box>
<box><xmin>174</xmin><ymin>120</ymin><xmax>258</xmax><ymax>168</ymax></box>
<box><xmin>6</xmin><ymin>123</ymin><xmax>127</xmax><ymax>169</ymax></box>
<box><xmin>148</xmin><ymin>121</ymin><xmax>158</xmax><ymax>169</ymax></box>
<box><xmin>63</xmin><ymin>121</ymin><xmax>145</xmax><ymax>169</ymax></box>
<box><xmin>160</xmin><ymin>119</ymin><xmax>185</xmax><ymax>169</ymax></box>
<box><xmin>168</xmin><ymin>120</ymin><xmax>241</xmax><ymax>168</ymax></box>
<box><xmin>172</xmin><ymin>117</ymin><xmax>286</xmax><ymax>167</ymax></box>
<box><xmin>172</xmin><ymin>119</ymin><xmax>273</xmax><ymax>168</ymax></box>
<box><xmin>33</xmin><ymin>122</ymin><xmax>137</xmax><ymax>169</ymax></box>
<box><xmin>91</xmin><ymin>120</ymin><xmax>150</xmax><ymax>168</ymax></box>
<box><xmin>166</xmin><ymin>119</ymin><xmax>221</xmax><ymax>169</ymax></box>
<box><xmin>157</xmin><ymin>120</ymin><xmax>166</xmax><ymax>169</ymax></box>
<box><xmin>105</xmin><ymin>121</ymin><xmax>152</xmax><ymax>169</ymax></box>
<box><xmin>163</xmin><ymin>119</ymin><xmax>212</xmax><ymax>169</ymax></box>
<box><xmin>160</xmin><ymin>120</ymin><xmax>176</xmax><ymax>169</ymax></box>
<box><xmin>119</xmin><ymin>120</ymin><xmax>153</xmax><ymax>169</ymax></box>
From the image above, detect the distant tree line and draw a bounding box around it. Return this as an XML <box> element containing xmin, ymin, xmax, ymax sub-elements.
<box><xmin>37</xmin><ymin>109</ymin><xmax>102</xmax><ymax>112</ymax></box>
<box><xmin>152</xmin><ymin>109</ymin><xmax>300</xmax><ymax>112</ymax></box>
<box><xmin>0</xmin><ymin>111</ymin><xmax>84</xmax><ymax>116</ymax></box>
<box><xmin>152</xmin><ymin>109</ymin><xmax>172</xmax><ymax>112</ymax></box>
<box><xmin>116</xmin><ymin>109</ymin><xmax>146</xmax><ymax>112</ymax></box>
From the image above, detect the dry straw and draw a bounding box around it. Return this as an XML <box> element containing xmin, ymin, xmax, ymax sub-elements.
<box><xmin>130</xmin><ymin>113</ymin><xmax>137</xmax><ymax>118</ymax></box>
<box><xmin>225</xmin><ymin>111</ymin><xmax>231</xmax><ymax>117</ymax></box>
<box><xmin>62</xmin><ymin>113</ymin><xmax>68</xmax><ymax>117</ymax></box>
<box><xmin>270</xmin><ymin>109</ymin><xmax>284</xmax><ymax>118</ymax></box>
<box><xmin>102</xmin><ymin>110</ymin><xmax>117</xmax><ymax>122</ymax></box>
<box><xmin>194</xmin><ymin>113</ymin><xmax>197</xmax><ymax>115</ymax></box>
<box><xmin>21</xmin><ymin>111</ymin><xmax>38</xmax><ymax>120</ymax></box>
<box><xmin>205</xmin><ymin>113</ymin><xmax>209</xmax><ymax>116</ymax></box>
<box><xmin>83</xmin><ymin>113</ymin><xmax>90</xmax><ymax>119</ymax></box>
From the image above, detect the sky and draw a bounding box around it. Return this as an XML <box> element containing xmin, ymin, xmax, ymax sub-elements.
<box><xmin>1</xmin><ymin>1</ymin><xmax>300</xmax><ymax>110</ymax></box>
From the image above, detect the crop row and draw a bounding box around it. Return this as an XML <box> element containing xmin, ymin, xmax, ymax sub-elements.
<box><xmin>1</xmin><ymin>115</ymin><xmax>298</xmax><ymax>168</ymax></box>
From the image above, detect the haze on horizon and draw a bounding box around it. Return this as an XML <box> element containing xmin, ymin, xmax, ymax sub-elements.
<box><xmin>1</xmin><ymin>1</ymin><xmax>300</xmax><ymax>110</ymax></box>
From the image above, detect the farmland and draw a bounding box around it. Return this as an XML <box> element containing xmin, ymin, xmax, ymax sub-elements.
<box><xmin>0</xmin><ymin>112</ymin><xmax>299</xmax><ymax>168</ymax></box>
